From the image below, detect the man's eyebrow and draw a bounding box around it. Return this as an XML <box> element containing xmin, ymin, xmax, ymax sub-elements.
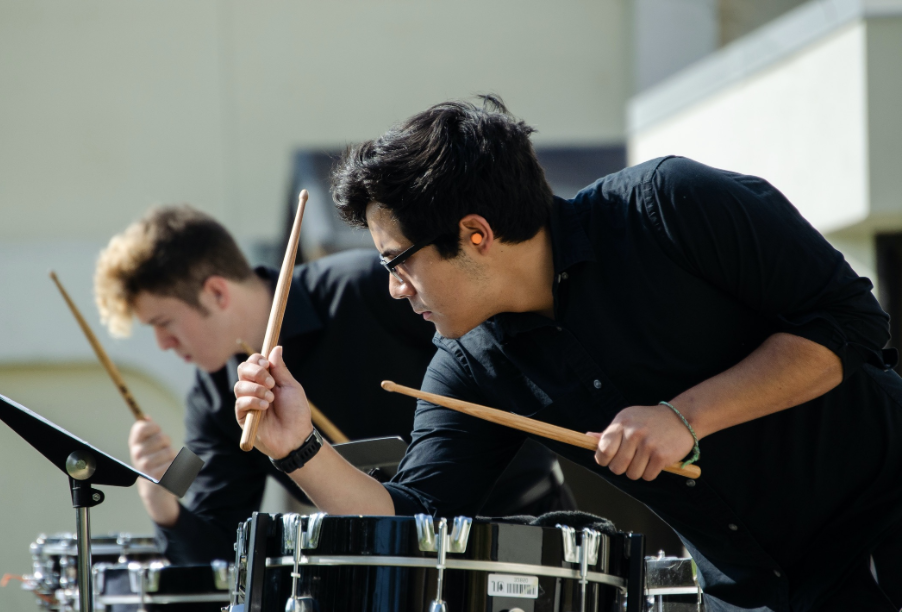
<box><xmin>379</xmin><ymin>247</ymin><xmax>403</xmax><ymax>259</ymax></box>
<box><xmin>146</xmin><ymin>315</ymin><xmax>167</xmax><ymax>325</ymax></box>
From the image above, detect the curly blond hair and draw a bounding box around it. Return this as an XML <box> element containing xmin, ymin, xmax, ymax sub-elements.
<box><xmin>95</xmin><ymin>205</ymin><xmax>253</xmax><ymax>337</ymax></box>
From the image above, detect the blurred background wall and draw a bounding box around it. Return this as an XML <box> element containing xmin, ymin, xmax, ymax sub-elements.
<box><xmin>1</xmin><ymin>0</ymin><xmax>900</xmax><ymax>609</ymax></box>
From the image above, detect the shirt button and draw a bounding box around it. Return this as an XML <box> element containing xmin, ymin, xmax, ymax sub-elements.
<box><xmin>560</xmin><ymin>272</ymin><xmax>569</xmax><ymax>280</ymax></box>
<box><xmin>593</xmin><ymin>379</ymin><xmax>602</xmax><ymax>389</ymax></box>
<box><xmin>685</xmin><ymin>479</ymin><xmax>696</xmax><ymax>487</ymax></box>
<box><xmin>555</xmin><ymin>326</ymin><xmax>563</xmax><ymax>332</ymax></box>
<box><xmin>774</xmin><ymin>570</ymin><xmax>782</xmax><ymax>578</ymax></box>
<box><xmin>728</xmin><ymin>524</ymin><xmax>738</xmax><ymax>531</ymax></box>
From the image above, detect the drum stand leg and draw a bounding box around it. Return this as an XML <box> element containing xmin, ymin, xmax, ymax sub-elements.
<box><xmin>66</xmin><ymin>450</ymin><xmax>105</xmax><ymax>612</ymax></box>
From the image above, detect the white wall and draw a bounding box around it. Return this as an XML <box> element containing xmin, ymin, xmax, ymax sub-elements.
<box><xmin>628</xmin><ymin>21</ymin><xmax>871</xmax><ymax>234</ymax></box>
<box><xmin>0</xmin><ymin>0</ymin><xmax>629</xmax><ymax>245</ymax></box>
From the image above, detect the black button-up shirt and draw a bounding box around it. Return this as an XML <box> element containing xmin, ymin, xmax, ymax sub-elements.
<box><xmin>383</xmin><ymin>157</ymin><xmax>902</xmax><ymax>611</ymax></box>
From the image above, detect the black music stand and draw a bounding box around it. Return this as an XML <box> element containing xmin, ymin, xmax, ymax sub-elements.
<box><xmin>332</xmin><ymin>436</ymin><xmax>408</xmax><ymax>476</ymax></box>
<box><xmin>0</xmin><ymin>393</ymin><xmax>203</xmax><ymax>612</ymax></box>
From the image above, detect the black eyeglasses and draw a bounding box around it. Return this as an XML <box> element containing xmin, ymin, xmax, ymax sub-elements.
<box><xmin>380</xmin><ymin>239</ymin><xmax>434</xmax><ymax>282</ymax></box>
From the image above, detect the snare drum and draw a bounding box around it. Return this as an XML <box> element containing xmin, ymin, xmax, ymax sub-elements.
<box><xmin>93</xmin><ymin>561</ymin><xmax>231</xmax><ymax>611</ymax></box>
<box><xmin>23</xmin><ymin>533</ymin><xmax>161</xmax><ymax>610</ymax></box>
<box><xmin>227</xmin><ymin>513</ymin><xmax>646</xmax><ymax>612</ymax></box>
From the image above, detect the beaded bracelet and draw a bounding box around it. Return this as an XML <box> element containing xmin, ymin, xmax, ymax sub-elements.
<box><xmin>659</xmin><ymin>401</ymin><xmax>700</xmax><ymax>468</ymax></box>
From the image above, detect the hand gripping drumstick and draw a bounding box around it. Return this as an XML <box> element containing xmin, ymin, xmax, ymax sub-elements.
<box><xmin>240</xmin><ymin>190</ymin><xmax>308</xmax><ymax>452</ymax></box>
<box><xmin>49</xmin><ymin>271</ymin><xmax>145</xmax><ymax>420</ymax></box>
<box><xmin>236</xmin><ymin>339</ymin><xmax>349</xmax><ymax>444</ymax></box>
<box><xmin>381</xmin><ymin>380</ymin><xmax>701</xmax><ymax>479</ymax></box>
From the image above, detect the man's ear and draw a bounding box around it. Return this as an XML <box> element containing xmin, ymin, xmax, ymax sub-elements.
<box><xmin>459</xmin><ymin>214</ymin><xmax>494</xmax><ymax>253</ymax></box>
<box><xmin>202</xmin><ymin>276</ymin><xmax>231</xmax><ymax>311</ymax></box>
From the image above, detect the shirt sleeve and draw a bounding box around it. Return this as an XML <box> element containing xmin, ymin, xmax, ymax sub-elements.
<box><xmin>642</xmin><ymin>156</ymin><xmax>892</xmax><ymax>378</ymax></box>
<box><xmin>384</xmin><ymin>345</ymin><xmax>526</xmax><ymax>517</ymax></box>
<box><xmin>156</xmin><ymin>369</ymin><xmax>269</xmax><ymax>563</ymax></box>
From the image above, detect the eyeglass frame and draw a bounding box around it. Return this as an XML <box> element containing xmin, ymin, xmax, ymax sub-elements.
<box><xmin>379</xmin><ymin>238</ymin><xmax>435</xmax><ymax>281</ymax></box>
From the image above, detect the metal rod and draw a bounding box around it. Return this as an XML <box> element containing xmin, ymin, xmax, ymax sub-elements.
<box><xmin>75</xmin><ymin>506</ymin><xmax>93</xmax><ymax>612</ymax></box>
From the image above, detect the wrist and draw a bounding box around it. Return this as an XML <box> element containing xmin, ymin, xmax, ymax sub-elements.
<box><xmin>659</xmin><ymin>400</ymin><xmax>700</xmax><ymax>467</ymax></box>
<box><xmin>272</xmin><ymin>422</ymin><xmax>315</xmax><ymax>460</ymax></box>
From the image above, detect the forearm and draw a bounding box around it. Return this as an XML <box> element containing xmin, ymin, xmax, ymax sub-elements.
<box><xmin>287</xmin><ymin>443</ymin><xmax>395</xmax><ymax>515</ymax></box>
<box><xmin>136</xmin><ymin>479</ymin><xmax>180</xmax><ymax>527</ymax></box>
<box><xmin>673</xmin><ymin>332</ymin><xmax>843</xmax><ymax>439</ymax></box>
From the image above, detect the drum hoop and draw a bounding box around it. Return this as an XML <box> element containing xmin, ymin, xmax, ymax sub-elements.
<box><xmin>265</xmin><ymin>554</ymin><xmax>627</xmax><ymax>591</ymax></box>
<box><xmin>95</xmin><ymin>593</ymin><xmax>230</xmax><ymax>605</ymax></box>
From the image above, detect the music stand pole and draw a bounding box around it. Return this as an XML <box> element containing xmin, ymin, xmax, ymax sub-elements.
<box><xmin>66</xmin><ymin>449</ymin><xmax>104</xmax><ymax>612</ymax></box>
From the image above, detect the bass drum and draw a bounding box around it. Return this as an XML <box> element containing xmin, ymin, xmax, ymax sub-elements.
<box><xmin>227</xmin><ymin>513</ymin><xmax>646</xmax><ymax>612</ymax></box>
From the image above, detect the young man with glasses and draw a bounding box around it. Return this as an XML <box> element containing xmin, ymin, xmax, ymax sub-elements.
<box><xmin>95</xmin><ymin>204</ymin><xmax>574</xmax><ymax>564</ymax></box>
<box><xmin>235</xmin><ymin>97</ymin><xmax>902</xmax><ymax>611</ymax></box>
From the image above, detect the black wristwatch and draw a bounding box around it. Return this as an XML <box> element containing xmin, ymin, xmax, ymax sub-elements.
<box><xmin>270</xmin><ymin>428</ymin><xmax>323</xmax><ymax>474</ymax></box>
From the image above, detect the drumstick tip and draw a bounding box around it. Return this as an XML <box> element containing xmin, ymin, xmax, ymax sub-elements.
<box><xmin>49</xmin><ymin>270</ymin><xmax>58</xmax><ymax>281</ymax></box>
<box><xmin>381</xmin><ymin>380</ymin><xmax>395</xmax><ymax>392</ymax></box>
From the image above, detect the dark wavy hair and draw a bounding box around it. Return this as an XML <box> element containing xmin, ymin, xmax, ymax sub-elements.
<box><xmin>331</xmin><ymin>95</ymin><xmax>554</xmax><ymax>258</ymax></box>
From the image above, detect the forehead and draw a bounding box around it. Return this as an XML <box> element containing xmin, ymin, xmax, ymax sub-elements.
<box><xmin>365</xmin><ymin>203</ymin><xmax>410</xmax><ymax>256</ymax></box>
<box><xmin>131</xmin><ymin>291</ymin><xmax>193</xmax><ymax>323</ymax></box>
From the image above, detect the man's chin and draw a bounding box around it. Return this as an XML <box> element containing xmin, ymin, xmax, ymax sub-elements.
<box><xmin>192</xmin><ymin>357</ymin><xmax>229</xmax><ymax>373</ymax></box>
<box><xmin>434</xmin><ymin>320</ymin><xmax>479</xmax><ymax>340</ymax></box>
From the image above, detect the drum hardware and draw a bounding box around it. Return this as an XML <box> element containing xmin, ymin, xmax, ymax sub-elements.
<box><xmin>429</xmin><ymin>518</ymin><xmax>450</xmax><ymax>612</ymax></box>
<box><xmin>127</xmin><ymin>561</ymin><xmax>165</xmax><ymax>612</ymax></box>
<box><xmin>230</xmin><ymin>522</ymin><xmax>248</xmax><ymax>610</ymax></box>
<box><xmin>284</xmin><ymin>513</ymin><xmax>326</xmax><ymax>612</ymax></box>
<box><xmin>414</xmin><ymin>514</ymin><xmax>472</xmax><ymax>553</ymax></box>
<box><xmin>414</xmin><ymin>515</ymin><xmax>473</xmax><ymax>612</ymax></box>
<box><xmin>644</xmin><ymin>552</ymin><xmax>702</xmax><ymax>611</ymax></box>
<box><xmin>212</xmin><ymin>559</ymin><xmax>232</xmax><ymax>591</ymax></box>
<box><xmin>557</xmin><ymin>525</ymin><xmax>603</xmax><ymax>612</ymax></box>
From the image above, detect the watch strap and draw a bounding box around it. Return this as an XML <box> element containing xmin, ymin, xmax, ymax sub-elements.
<box><xmin>270</xmin><ymin>428</ymin><xmax>323</xmax><ymax>473</ymax></box>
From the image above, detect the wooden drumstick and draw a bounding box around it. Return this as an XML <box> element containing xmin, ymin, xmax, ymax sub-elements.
<box><xmin>49</xmin><ymin>271</ymin><xmax>145</xmax><ymax>421</ymax></box>
<box><xmin>381</xmin><ymin>380</ymin><xmax>701</xmax><ymax>479</ymax></box>
<box><xmin>236</xmin><ymin>339</ymin><xmax>350</xmax><ymax>444</ymax></box>
<box><xmin>240</xmin><ymin>190</ymin><xmax>308</xmax><ymax>452</ymax></box>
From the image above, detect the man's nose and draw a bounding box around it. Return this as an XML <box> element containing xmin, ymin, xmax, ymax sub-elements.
<box><xmin>388</xmin><ymin>274</ymin><xmax>415</xmax><ymax>300</ymax></box>
<box><xmin>154</xmin><ymin>327</ymin><xmax>177</xmax><ymax>350</ymax></box>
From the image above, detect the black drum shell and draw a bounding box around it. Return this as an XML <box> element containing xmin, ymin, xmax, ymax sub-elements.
<box><xmin>250</xmin><ymin>515</ymin><xmax>633</xmax><ymax>612</ymax></box>
<box><xmin>94</xmin><ymin>564</ymin><xmax>229</xmax><ymax>612</ymax></box>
